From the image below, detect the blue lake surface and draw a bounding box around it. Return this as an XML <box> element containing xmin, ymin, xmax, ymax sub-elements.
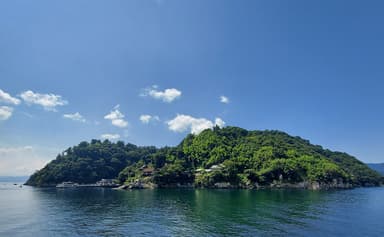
<box><xmin>0</xmin><ymin>182</ymin><xmax>383</xmax><ymax>236</ymax></box>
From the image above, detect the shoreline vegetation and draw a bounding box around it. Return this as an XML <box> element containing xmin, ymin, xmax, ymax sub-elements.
<box><xmin>25</xmin><ymin>127</ymin><xmax>383</xmax><ymax>190</ymax></box>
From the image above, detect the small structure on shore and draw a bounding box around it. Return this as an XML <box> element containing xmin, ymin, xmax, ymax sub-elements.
<box><xmin>96</xmin><ymin>179</ymin><xmax>117</xmax><ymax>187</ymax></box>
<box><xmin>56</xmin><ymin>179</ymin><xmax>118</xmax><ymax>188</ymax></box>
<box><xmin>195</xmin><ymin>164</ymin><xmax>226</xmax><ymax>174</ymax></box>
<box><xmin>142</xmin><ymin>167</ymin><xmax>154</xmax><ymax>176</ymax></box>
<box><xmin>56</xmin><ymin>181</ymin><xmax>79</xmax><ymax>188</ymax></box>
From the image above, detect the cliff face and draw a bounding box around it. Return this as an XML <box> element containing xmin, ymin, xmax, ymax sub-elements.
<box><xmin>26</xmin><ymin>127</ymin><xmax>383</xmax><ymax>189</ymax></box>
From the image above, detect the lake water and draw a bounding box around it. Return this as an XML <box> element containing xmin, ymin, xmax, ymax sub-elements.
<box><xmin>0</xmin><ymin>182</ymin><xmax>383</xmax><ymax>236</ymax></box>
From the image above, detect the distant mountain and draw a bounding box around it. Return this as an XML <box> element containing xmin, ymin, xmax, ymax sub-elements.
<box><xmin>0</xmin><ymin>176</ymin><xmax>29</xmax><ymax>183</ymax></box>
<box><xmin>367</xmin><ymin>163</ymin><xmax>384</xmax><ymax>176</ymax></box>
<box><xmin>26</xmin><ymin>127</ymin><xmax>382</xmax><ymax>189</ymax></box>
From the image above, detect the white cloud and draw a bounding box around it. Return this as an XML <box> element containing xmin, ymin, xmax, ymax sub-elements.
<box><xmin>0</xmin><ymin>146</ymin><xmax>55</xmax><ymax>176</ymax></box>
<box><xmin>104</xmin><ymin>105</ymin><xmax>128</xmax><ymax>128</ymax></box>
<box><xmin>139</xmin><ymin>114</ymin><xmax>160</xmax><ymax>124</ymax></box>
<box><xmin>0</xmin><ymin>89</ymin><xmax>21</xmax><ymax>105</ymax></box>
<box><xmin>63</xmin><ymin>112</ymin><xmax>86</xmax><ymax>123</ymax></box>
<box><xmin>167</xmin><ymin>114</ymin><xmax>225</xmax><ymax>134</ymax></box>
<box><xmin>215</xmin><ymin>117</ymin><xmax>226</xmax><ymax>127</ymax></box>
<box><xmin>220</xmin><ymin>95</ymin><xmax>229</xmax><ymax>104</ymax></box>
<box><xmin>20</xmin><ymin>90</ymin><xmax>68</xmax><ymax>111</ymax></box>
<box><xmin>140</xmin><ymin>115</ymin><xmax>152</xmax><ymax>123</ymax></box>
<box><xmin>141</xmin><ymin>86</ymin><xmax>182</xmax><ymax>103</ymax></box>
<box><xmin>111</xmin><ymin>119</ymin><xmax>128</xmax><ymax>128</ymax></box>
<box><xmin>101</xmin><ymin>133</ymin><xmax>120</xmax><ymax>140</ymax></box>
<box><xmin>0</xmin><ymin>106</ymin><xmax>13</xmax><ymax>120</ymax></box>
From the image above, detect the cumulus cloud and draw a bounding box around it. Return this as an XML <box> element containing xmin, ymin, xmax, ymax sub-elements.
<box><xmin>63</xmin><ymin>112</ymin><xmax>86</xmax><ymax>123</ymax></box>
<box><xmin>220</xmin><ymin>95</ymin><xmax>229</xmax><ymax>104</ymax></box>
<box><xmin>101</xmin><ymin>133</ymin><xmax>120</xmax><ymax>140</ymax></box>
<box><xmin>141</xmin><ymin>85</ymin><xmax>181</xmax><ymax>103</ymax></box>
<box><xmin>167</xmin><ymin>114</ymin><xmax>225</xmax><ymax>134</ymax></box>
<box><xmin>104</xmin><ymin>105</ymin><xmax>128</xmax><ymax>128</ymax></box>
<box><xmin>20</xmin><ymin>90</ymin><xmax>68</xmax><ymax>111</ymax></box>
<box><xmin>215</xmin><ymin>117</ymin><xmax>226</xmax><ymax>127</ymax></box>
<box><xmin>139</xmin><ymin>114</ymin><xmax>160</xmax><ymax>124</ymax></box>
<box><xmin>0</xmin><ymin>89</ymin><xmax>21</xmax><ymax>105</ymax></box>
<box><xmin>0</xmin><ymin>146</ymin><xmax>55</xmax><ymax>176</ymax></box>
<box><xmin>0</xmin><ymin>106</ymin><xmax>13</xmax><ymax>120</ymax></box>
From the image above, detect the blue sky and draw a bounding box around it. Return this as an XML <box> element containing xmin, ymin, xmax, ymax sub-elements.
<box><xmin>1</xmin><ymin>0</ymin><xmax>383</xmax><ymax>175</ymax></box>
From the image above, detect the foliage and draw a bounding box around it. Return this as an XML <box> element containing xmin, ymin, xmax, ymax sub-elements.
<box><xmin>25</xmin><ymin>140</ymin><xmax>156</xmax><ymax>186</ymax></box>
<box><xmin>176</xmin><ymin>127</ymin><xmax>381</xmax><ymax>186</ymax></box>
<box><xmin>26</xmin><ymin>127</ymin><xmax>382</xmax><ymax>188</ymax></box>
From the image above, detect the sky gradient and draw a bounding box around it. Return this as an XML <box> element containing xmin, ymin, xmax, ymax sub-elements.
<box><xmin>1</xmin><ymin>0</ymin><xmax>384</xmax><ymax>175</ymax></box>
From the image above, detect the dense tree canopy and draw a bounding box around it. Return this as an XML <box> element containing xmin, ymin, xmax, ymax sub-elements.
<box><xmin>26</xmin><ymin>127</ymin><xmax>382</xmax><ymax>188</ymax></box>
<box><xmin>26</xmin><ymin>140</ymin><xmax>157</xmax><ymax>186</ymax></box>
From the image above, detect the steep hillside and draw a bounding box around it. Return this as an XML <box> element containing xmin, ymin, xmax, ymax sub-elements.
<box><xmin>26</xmin><ymin>127</ymin><xmax>382</xmax><ymax>189</ymax></box>
<box><xmin>26</xmin><ymin>140</ymin><xmax>157</xmax><ymax>186</ymax></box>
<box><xmin>143</xmin><ymin>127</ymin><xmax>381</xmax><ymax>188</ymax></box>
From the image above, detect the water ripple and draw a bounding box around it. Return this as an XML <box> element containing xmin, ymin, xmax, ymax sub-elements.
<box><xmin>1</xmin><ymin>184</ymin><xmax>384</xmax><ymax>236</ymax></box>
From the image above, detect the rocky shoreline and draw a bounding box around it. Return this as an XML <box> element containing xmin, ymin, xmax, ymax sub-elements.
<box><xmin>115</xmin><ymin>178</ymin><xmax>377</xmax><ymax>191</ymax></box>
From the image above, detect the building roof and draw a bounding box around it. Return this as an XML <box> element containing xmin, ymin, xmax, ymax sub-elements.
<box><xmin>143</xmin><ymin>167</ymin><xmax>154</xmax><ymax>173</ymax></box>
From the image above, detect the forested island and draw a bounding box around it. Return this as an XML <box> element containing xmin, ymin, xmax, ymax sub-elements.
<box><xmin>26</xmin><ymin>127</ymin><xmax>383</xmax><ymax>190</ymax></box>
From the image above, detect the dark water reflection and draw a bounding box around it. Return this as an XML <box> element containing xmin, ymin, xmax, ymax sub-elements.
<box><xmin>0</xmin><ymin>183</ymin><xmax>383</xmax><ymax>236</ymax></box>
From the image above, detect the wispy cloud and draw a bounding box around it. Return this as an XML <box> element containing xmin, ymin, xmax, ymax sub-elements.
<box><xmin>20</xmin><ymin>90</ymin><xmax>68</xmax><ymax>111</ymax></box>
<box><xmin>0</xmin><ymin>106</ymin><xmax>13</xmax><ymax>120</ymax></box>
<box><xmin>220</xmin><ymin>95</ymin><xmax>229</xmax><ymax>104</ymax></box>
<box><xmin>0</xmin><ymin>89</ymin><xmax>20</xmax><ymax>105</ymax></box>
<box><xmin>104</xmin><ymin>105</ymin><xmax>128</xmax><ymax>128</ymax></box>
<box><xmin>20</xmin><ymin>111</ymin><xmax>35</xmax><ymax>119</ymax></box>
<box><xmin>139</xmin><ymin>114</ymin><xmax>160</xmax><ymax>124</ymax></box>
<box><xmin>0</xmin><ymin>146</ymin><xmax>54</xmax><ymax>176</ymax></box>
<box><xmin>101</xmin><ymin>133</ymin><xmax>120</xmax><ymax>140</ymax></box>
<box><xmin>141</xmin><ymin>85</ymin><xmax>182</xmax><ymax>103</ymax></box>
<box><xmin>167</xmin><ymin>114</ymin><xmax>225</xmax><ymax>134</ymax></box>
<box><xmin>63</xmin><ymin>112</ymin><xmax>86</xmax><ymax>123</ymax></box>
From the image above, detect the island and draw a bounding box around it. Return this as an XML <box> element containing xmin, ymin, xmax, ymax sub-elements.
<box><xmin>26</xmin><ymin>126</ymin><xmax>383</xmax><ymax>190</ymax></box>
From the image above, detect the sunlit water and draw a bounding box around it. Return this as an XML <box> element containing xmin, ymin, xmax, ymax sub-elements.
<box><xmin>0</xmin><ymin>182</ymin><xmax>383</xmax><ymax>236</ymax></box>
